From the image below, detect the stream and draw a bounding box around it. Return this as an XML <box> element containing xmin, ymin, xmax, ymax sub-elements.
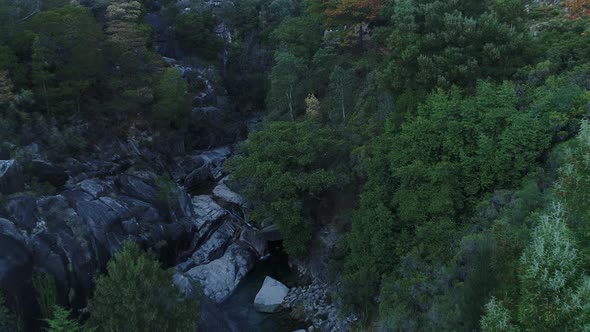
<box><xmin>144</xmin><ymin>3</ymin><xmax>310</xmax><ymax>331</ymax></box>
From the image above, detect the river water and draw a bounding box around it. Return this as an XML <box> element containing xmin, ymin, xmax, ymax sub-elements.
<box><xmin>220</xmin><ymin>246</ymin><xmax>307</xmax><ymax>332</ymax></box>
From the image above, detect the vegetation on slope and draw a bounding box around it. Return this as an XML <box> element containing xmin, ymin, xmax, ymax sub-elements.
<box><xmin>229</xmin><ymin>0</ymin><xmax>590</xmax><ymax>329</ymax></box>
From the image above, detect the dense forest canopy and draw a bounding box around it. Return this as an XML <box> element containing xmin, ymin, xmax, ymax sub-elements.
<box><xmin>1</xmin><ymin>0</ymin><xmax>590</xmax><ymax>330</ymax></box>
<box><xmin>230</xmin><ymin>0</ymin><xmax>590</xmax><ymax>330</ymax></box>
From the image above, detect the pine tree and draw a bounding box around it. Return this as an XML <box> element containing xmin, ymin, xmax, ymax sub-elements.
<box><xmin>154</xmin><ymin>67</ymin><xmax>190</xmax><ymax>129</ymax></box>
<box><xmin>89</xmin><ymin>241</ymin><xmax>200</xmax><ymax>332</ymax></box>
<box><xmin>46</xmin><ymin>306</ymin><xmax>82</xmax><ymax>332</ymax></box>
<box><xmin>518</xmin><ymin>203</ymin><xmax>590</xmax><ymax>331</ymax></box>
<box><xmin>480</xmin><ymin>297</ymin><xmax>518</xmax><ymax>332</ymax></box>
<box><xmin>267</xmin><ymin>51</ymin><xmax>308</xmax><ymax>121</ymax></box>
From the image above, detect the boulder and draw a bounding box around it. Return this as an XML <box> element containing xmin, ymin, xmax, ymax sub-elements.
<box><xmin>0</xmin><ymin>160</ymin><xmax>24</xmax><ymax>195</ymax></box>
<box><xmin>30</xmin><ymin>159</ymin><xmax>69</xmax><ymax>187</ymax></box>
<box><xmin>254</xmin><ymin>276</ymin><xmax>290</xmax><ymax>313</ymax></box>
<box><xmin>116</xmin><ymin>174</ymin><xmax>159</xmax><ymax>204</ymax></box>
<box><xmin>78</xmin><ymin>179</ymin><xmax>108</xmax><ymax>199</ymax></box>
<box><xmin>213</xmin><ymin>182</ymin><xmax>246</xmax><ymax>207</ymax></box>
<box><xmin>184</xmin><ymin>165</ymin><xmax>211</xmax><ymax>190</ymax></box>
<box><xmin>73</xmin><ymin>197</ymin><xmax>128</xmax><ymax>254</ymax></box>
<box><xmin>184</xmin><ymin>243</ymin><xmax>256</xmax><ymax>303</ymax></box>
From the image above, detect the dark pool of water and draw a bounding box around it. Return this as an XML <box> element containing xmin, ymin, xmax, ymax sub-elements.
<box><xmin>220</xmin><ymin>248</ymin><xmax>307</xmax><ymax>332</ymax></box>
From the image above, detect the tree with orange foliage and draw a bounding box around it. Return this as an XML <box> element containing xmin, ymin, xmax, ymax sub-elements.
<box><xmin>326</xmin><ymin>0</ymin><xmax>387</xmax><ymax>24</ymax></box>
<box><xmin>307</xmin><ymin>0</ymin><xmax>388</xmax><ymax>26</ymax></box>
<box><xmin>567</xmin><ymin>0</ymin><xmax>590</xmax><ymax>18</ymax></box>
<box><xmin>306</xmin><ymin>0</ymin><xmax>389</xmax><ymax>48</ymax></box>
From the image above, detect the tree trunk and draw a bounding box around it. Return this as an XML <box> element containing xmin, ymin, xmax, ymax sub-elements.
<box><xmin>42</xmin><ymin>80</ymin><xmax>50</xmax><ymax>115</ymax></box>
<box><xmin>287</xmin><ymin>85</ymin><xmax>294</xmax><ymax>121</ymax></box>
<box><xmin>341</xmin><ymin>85</ymin><xmax>346</xmax><ymax>122</ymax></box>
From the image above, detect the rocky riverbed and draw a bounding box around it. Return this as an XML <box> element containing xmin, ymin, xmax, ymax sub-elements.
<box><xmin>283</xmin><ymin>281</ymin><xmax>358</xmax><ymax>332</ymax></box>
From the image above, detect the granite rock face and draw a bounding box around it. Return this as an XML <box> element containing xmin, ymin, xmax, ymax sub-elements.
<box><xmin>0</xmin><ymin>136</ymin><xmax>266</xmax><ymax>325</ymax></box>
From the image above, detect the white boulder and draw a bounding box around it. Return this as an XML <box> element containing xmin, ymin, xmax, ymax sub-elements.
<box><xmin>254</xmin><ymin>276</ymin><xmax>290</xmax><ymax>313</ymax></box>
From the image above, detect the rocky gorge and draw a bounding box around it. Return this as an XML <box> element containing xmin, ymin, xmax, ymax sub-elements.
<box><xmin>0</xmin><ymin>1</ymin><xmax>266</xmax><ymax>329</ymax></box>
<box><xmin>0</xmin><ymin>0</ymin><xmax>361</xmax><ymax>330</ymax></box>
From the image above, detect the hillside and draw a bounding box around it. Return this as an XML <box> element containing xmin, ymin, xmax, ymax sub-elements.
<box><xmin>1</xmin><ymin>0</ymin><xmax>590</xmax><ymax>331</ymax></box>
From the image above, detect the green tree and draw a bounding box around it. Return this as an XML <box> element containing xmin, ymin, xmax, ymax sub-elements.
<box><xmin>518</xmin><ymin>203</ymin><xmax>590</xmax><ymax>331</ymax></box>
<box><xmin>343</xmin><ymin>82</ymin><xmax>549</xmax><ymax>321</ymax></box>
<box><xmin>267</xmin><ymin>51</ymin><xmax>308</xmax><ymax>120</ymax></box>
<box><xmin>229</xmin><ymin>120</ymin><xmax>349</xmax><ymax>256</ymax></box>
<box><xmin>175</xmin><ymin>11</ymin><xmax>222</xmax><ymax>60</ymax></box>
<box><xmin>384</xmin><ymin>82</ymin><xmax>548</xmax><ymax>228</ymax></box>
<box><xmin>154</xmin><ymin>67</ymin><xmax>190</xmax><ymax>129</ymax></box>
<box><xmin>28</xmin><ymin>6</ymin><xmax>105</xmax><ymax>116</ymax></box>
<box><xmin>32</xmin><ymin>272</ymin><xmax>58</xmax><ymax>320</ymax></box>
<box><xmin>310</xmin><ymin>47</ymin><xmax>337</xmax><ymax>95</ymax></box>
<box><xmin>89</xmin><ymin>241</ymin><xmax>200</xmax><ymax>332</ymax></box>
<box><xmin>266</xmin><ymin>0</ymin><xmax>303</xmax><ymax>24</ymax></box>
<box><xmin>558</xmin><ymin>120</ymin><xmax>590</xmax><ymax>262</ymax></box>
<box><xmin>46</xmin><ymin>306</ymin><xmax>82</xmax><ymax>332</ymax></box>
<box><xmin>272</xmin><ymin>16</ymin><xmax>322</xmax><ymax>61</ymax></box>
<box><xmin>380</xmin><ymin>0</ymin><xmax>530</xmax><ymax>112</ymax></box>
<box><xmin>328</xmin><ymin>65</ymin><xmax>356</xmax><ymax>122</ymax></box>
<box><xmin>480</xmin><ymin>297</ymin><xmax>518</xmax><ymax>332</ymax></box>
<box><xmin>529</xmin><ymin>75</ymin><xmax>590</xmax><ymax>140</ymax></box>
<box><xmin>537</xmin><ymin>18</ymin><xmax>590</xmax><ymax>73</ymax></box>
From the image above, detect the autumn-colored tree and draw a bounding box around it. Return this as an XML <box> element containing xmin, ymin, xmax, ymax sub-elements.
<box><xmin>325</xmin><ymin>0</ymin><xmax>388</xmax><ymax>24</ymax></box>
<box><xmin>307</xmin><ymin>0</ymin><xmax>388</xmax><ymax>25</ymax></box>
<box><xmin>306</xmin><ymin>0</ymin><xmax>389</xmax><ymax>48</ymax></box>
<box><xmin>104</xmin><ymin>0</ymin><xmax>164</xmax><ymax>118</ymax></box>
<box><xmin>567</xmin><ymin>0</ymin><xmax>590</xmax><ymax>18</ymax></box>
<box><xmin>305</xmin><ymin>94</ymin><xmax>320</xmax><ymax>118</ymax></box>
<box><xmin>105</xmin><ymin>0</ymin><xmax>146</xmax><ymax>52</ymax></box>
